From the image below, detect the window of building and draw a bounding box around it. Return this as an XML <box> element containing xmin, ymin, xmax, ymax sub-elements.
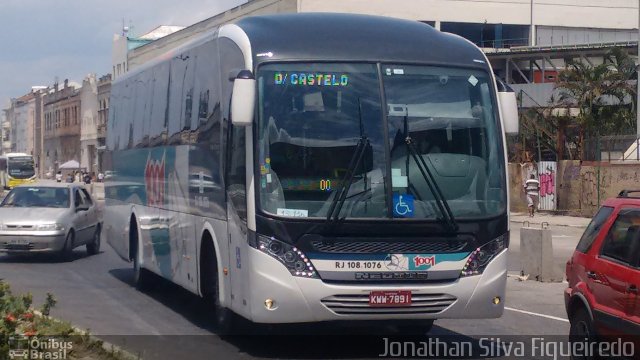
<box><xmin>440</xmin><ymin>22</ymin><xmax>529</xmax><ymax>48</ymax></box>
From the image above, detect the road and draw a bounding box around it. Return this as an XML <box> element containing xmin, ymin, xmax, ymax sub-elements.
<box><xmin>0</xmin><ymin>223</ymin><xmax>581</xmax><ymax>359</ymax></box>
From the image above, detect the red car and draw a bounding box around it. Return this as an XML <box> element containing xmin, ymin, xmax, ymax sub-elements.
<box><xmin>565</xmin><ymin>190</ymin><xmax>640</xmax><ymax>343</ymax></box>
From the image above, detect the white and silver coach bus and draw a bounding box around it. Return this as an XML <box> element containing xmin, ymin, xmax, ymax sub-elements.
<box><xmin>104</xmin><ymin>13</ymin><xmax>519</xmax><ymax>333</ymax></box>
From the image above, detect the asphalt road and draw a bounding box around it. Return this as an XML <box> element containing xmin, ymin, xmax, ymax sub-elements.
<box><xmin>0</xmin><ymin>223</ymin><xmax>580</xmax><ymax>359</ymax></box>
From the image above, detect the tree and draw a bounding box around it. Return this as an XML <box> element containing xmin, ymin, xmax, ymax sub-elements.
<box><xmin>554</xmin><ymin>47</ymin><xmax>636</xmax><ymax>159</ymax></box>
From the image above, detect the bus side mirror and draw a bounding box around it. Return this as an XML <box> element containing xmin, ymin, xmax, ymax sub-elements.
<box><xmin>231</xmin><ymin>70</ymin><xmax>256</xmax><ymax>127</ymax></box>
<box><xmin>496</xmin><ymin>78</ymin><xmax>519</xmax><ymax>134</ymax></box>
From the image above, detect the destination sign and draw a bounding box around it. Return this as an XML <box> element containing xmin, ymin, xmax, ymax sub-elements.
<box><xmin>274</xmin><ymin>72</ymin><xmax>349</xmax><ymax>86</ymax></box>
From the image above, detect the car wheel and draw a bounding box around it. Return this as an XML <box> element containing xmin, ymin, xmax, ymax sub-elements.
<box><xmin>59</xmin><ymin>231</ymin><xmax>74</xmax><ymax>262</ymax></box>
<box><xmin>569</xmin><ymin>307</ymin><xmax>598</xmax><ymax>360</ymax></box>
<box><xmin>86</xmin><ymin>226</ymin><xmax>101</xmax><ymax>255</ymax></box>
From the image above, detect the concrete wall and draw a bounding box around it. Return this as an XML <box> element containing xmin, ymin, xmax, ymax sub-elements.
<box><xmin>556</xmin><ymin>160</ymin><xmax>581</xmax><ymax>213</ymax></box>
<box><xmin>300</xmin><ymin>0</ymin><xmax>638</xmax><ymax>29</ymax></box>
<box><xmin>509</xmin><ymin>160</ymin><xmax>640</xmax><ymax>217</ymax></box>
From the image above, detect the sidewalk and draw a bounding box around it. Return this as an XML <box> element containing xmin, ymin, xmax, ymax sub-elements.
<box><xmin>510</xmin><ymin>211</ymin><xmax>591</xmax><ymax>228</ymax></box>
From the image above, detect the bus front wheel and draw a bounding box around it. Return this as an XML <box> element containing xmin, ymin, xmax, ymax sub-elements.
<box><xmin>131</xmin><ymin>218</ymin><xmax>152</xmax><ymax>290</ymax></box>
<box><xmin>201</xmin><ymin>235</ymin><xmax>237</xmax><ymax>335</ymax></box>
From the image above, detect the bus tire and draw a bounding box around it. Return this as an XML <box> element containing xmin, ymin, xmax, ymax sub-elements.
<box><xmin>201</xmin><ymin>234</ymin><xmax>237</xmax><ymax>335</ymax></box>
<box><xmin>130</xmin><ymin>217</ymin><xmax>151</xmax><ymax>291</ymax></box>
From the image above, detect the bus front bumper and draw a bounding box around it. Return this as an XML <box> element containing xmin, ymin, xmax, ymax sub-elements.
<box><xmin>246</xmin><ymin>247</ymin><xmax>507</xmax><ymax>323</ymax></box>
<box><xmin>7</xmin><ymin>178</ymin><xmax>35</xmax><ymax>189</ymax></box>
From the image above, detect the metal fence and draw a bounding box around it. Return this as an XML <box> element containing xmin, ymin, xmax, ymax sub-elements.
<box><xmin>583</xmin><ymin>134</ymin><xmax>640</xmax><ymax>162</ymax></box>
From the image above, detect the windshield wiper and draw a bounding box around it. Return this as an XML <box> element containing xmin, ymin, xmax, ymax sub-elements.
<box><xmin>403</xmin><ymin>113</ymin><xmax>458</xmax><ymax>232</ymax></box>
<box><xmin>326</xmin><ymin>99</ymin><xmax>369</xmax><ymax>225</ymax></box>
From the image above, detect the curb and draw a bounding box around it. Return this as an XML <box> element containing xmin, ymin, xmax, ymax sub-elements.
<box><xmin>509</xmin><ymin>219</ymin><xmax>588</xmax><ymax>228</ymax></box>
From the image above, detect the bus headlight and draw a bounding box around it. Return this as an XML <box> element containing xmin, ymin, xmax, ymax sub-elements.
<box><xmin>460</xmin><ymin>233</ymin><xmax>508</xmax><ymax>277</ymax></box>
<box><xmin>253</xmin><ymin>235</ymin><xmax>318</xmax><ymax>278</ymax></box>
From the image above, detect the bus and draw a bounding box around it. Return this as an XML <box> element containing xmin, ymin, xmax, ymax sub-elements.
<box><xmin>0</xmin><ymin>153</ymin><xmax>36</xmax><ymax>189</ymax></box>
<box><xmin>104</xmin><ymin>13</ymin><xmax>519</xmax><ymax>333</ymax></box>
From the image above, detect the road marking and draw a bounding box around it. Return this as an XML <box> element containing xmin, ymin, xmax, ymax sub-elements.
<box><xmin>505</xmin><ymin>306</ymin><xmax>570</xmax><ymax>323</ymax></box>
<box><xmin>552</xmin><ymin>235</ymin><xmax>573</xmax><ymax>238</ymax></box>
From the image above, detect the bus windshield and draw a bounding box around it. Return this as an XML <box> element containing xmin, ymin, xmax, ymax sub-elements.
<box><xmin>257</xmin><ymin>63</ymin><xmax>505</xmax><ymax>220</ymax></box>
<box><xmin>8</xmin><ymin>156</ymin><xmax>35</xmax><ymax>179</ymax></box>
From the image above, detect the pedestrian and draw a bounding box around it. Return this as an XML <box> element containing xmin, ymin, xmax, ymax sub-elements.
<box><xmin>97</xmin><ymin>172</ymin><xmax>104</xmax><ymax>183</ymax></box>
<box><xmin>75</xmin><ymin>171</ymin><xmax>81</xmax><ymax>183</ymax></box>
<box><xmin>84</xmin><ymin>172</ymin><xmax>92</xmax><ymax>184</ymax></box>
<box><xmin>55</xmin><ymin>171</ymin><xmax>63</xmax><ymax>183</ymax></box>
<box><xmin>66</xmin><ymin>173</ymin><xmax>74</xmax><ymax>183</ymax></box>
<box><xmin>524</xmin><ymin>173</ymin><xmax>540</xmax><ymax>217</ymax></box>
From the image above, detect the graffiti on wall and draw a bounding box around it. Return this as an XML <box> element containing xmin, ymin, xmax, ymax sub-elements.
<box><xmin>538</xmin><ymin>161</ymin><xmax>557</xmax><ymax>210</ymax></box>
<box><xmin>581</xmin><ymin>169</ymin><xmax>599</xmax><ymax>213</ymax></box>
<box><xmin>539</xmin><ymin>170</ymin><xmax>555</xmax><ymax>197</ymax></box>
<box><xmin>562</xmin><ymin>162</ymin><xmax>581</xmax><ymax>182</ymax></box>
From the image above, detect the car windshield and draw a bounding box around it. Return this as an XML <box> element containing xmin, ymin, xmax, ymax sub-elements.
<box><xmin>256</xmin><ymin>63</ymin><xmax>506</xmax><ymax>220</ymax></box>
<box><xmin>8</xmin><ymin>157</ymin><xmax>35</xmax><ymax>179</ymax></box>
<box><xmin>0</xmin><ymin>187</ymin><xmax>70</xmax><ymax>208</ymax></box>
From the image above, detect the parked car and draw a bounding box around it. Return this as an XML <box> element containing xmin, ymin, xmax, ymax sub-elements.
<box><xmin>565</xmin><ymin>189</ymin><xmax>640</xmax><ymax>345</ymax></box>
<box><xmin>0</xmin><ymin>183</ymin><xmax>101</xmax><ymax>260</ymax></box>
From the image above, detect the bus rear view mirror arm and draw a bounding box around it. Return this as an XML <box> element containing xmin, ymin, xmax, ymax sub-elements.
<box><xmin>496</xmin><ymin>77</ymin><xmax>519</xmax><ymax>134</ymax></box>
<box><xmin>231</xmin><ymin>69</ymin><xmax>256</xmax><ymax>126</ymax></box>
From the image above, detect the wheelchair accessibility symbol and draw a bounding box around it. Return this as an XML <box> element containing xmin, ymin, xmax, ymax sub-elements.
<box><xmin>393</xmin><ymin>194</ymin><xmax>414</xmax><ymax>218</ymax></box>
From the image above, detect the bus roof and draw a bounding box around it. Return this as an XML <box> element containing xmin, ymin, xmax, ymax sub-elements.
<box><xmin>115</xmin><ymin>13</ymin><xmax>490</xmax><ymax>85</ymax></box>
<box><xmin>236</xmin><ymin>13</ymin><xmax>488</xmax><ymax>69</ymax></box>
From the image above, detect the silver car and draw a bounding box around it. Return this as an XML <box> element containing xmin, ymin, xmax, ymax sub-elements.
<box><xmin>0</xmin><ymin>183</ymin><xmax>101</xmax><ymax>260</ymax></box>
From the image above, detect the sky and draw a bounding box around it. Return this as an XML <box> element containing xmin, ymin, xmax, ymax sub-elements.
<box><xmin>0</xmin><ymin>0</ymin><xmax>246</xmax><ymax>108</ymax></box>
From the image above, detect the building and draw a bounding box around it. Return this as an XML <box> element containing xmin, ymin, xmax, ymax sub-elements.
<box><xmin>112</xmin><ymin>25</ymin><xmax>184</xmax><ymax>81</ymax></box>
<box><xmin>6</xmin><ymin>93</ymin><xmax>35</xmax><ymax>155</ymax></box>
<box><xmin>1</xmin><ymin>109</ymin><xmax>11</xmax><ymax>154</ymax></box>
<box><xmin>80</xmin><ymin>74</ymin><xmax>99</xmax><ymax>175</ymax></box>
<box><xmin>97</xmin><ymin>74</ymin><xmax>111</xmax><ymax>173</ymax></box>
<box><xmin>43</xmin><ymin>80</ymin><xmax>81</xmax><ymax>173</ymax></box>
<box><xmin>117</xmin><ymin>0</ymin><xmax>639</xmax><ymax>75</ymax></box>
<box><xmin>33</xmin><ymin>88</ymin><xmax>46</xmax><ymax>175</ymax></box>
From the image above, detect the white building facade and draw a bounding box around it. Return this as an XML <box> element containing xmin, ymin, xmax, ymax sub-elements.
<box><xmin>6</xmin><ymin>93</ymin><xmax>37</xmax><ymax>156</ymax></box>
<box><xmin>120</xmin><ymin>0</ymin><xmax>640</xmax><ymax>72</ymax></box>
<box><xmin>80</xmin><ymin>74</ymin><xmax>99</xmax><ymax>175</ymax></box>
<box><xmin>1</xmin><ymin>109</ymin><xmax>11</xmax><ymax>155</ymax></box>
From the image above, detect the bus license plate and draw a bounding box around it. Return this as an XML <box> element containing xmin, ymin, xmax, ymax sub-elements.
<box><xmin>369</xmin><ymin>290</ymin><xmax>412</xmax><ymax>307</ymax></box>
